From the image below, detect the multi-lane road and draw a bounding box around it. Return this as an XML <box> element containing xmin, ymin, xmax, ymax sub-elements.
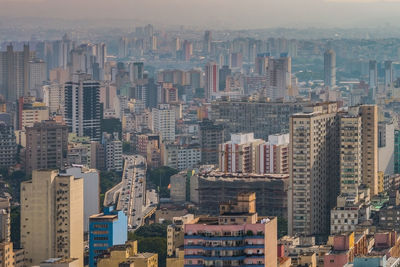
<box><xmin>104</xmin><ymin>154</ymin><xmax>158</xmax><ymax>231</ymax></box>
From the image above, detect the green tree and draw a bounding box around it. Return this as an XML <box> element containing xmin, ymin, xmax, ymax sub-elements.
<box><xmin>147</xmin><ymin>167</ymin><xmax>178</xmax><ymax>198</ymax></box>
<box><xmin>99</xmin><ymin>171</ymin><xmax>122</xmax><ymax>209</ymax></box>
<box><xmin>128</xmin><ymin>222</ymin><xmax>169</xmax><ymax>267</ymax></box>
<box><xmin>101</xmin><ymin>118</ymin><xmax>122</xmax><ymax>136</ymax></box>
<box><xmin>10</xmin><ymin>206</ymin><xmax>20</xmax><ymax>248</ymax></box>
<box><xmin>123</xmin><ymin>141</ymin><xmax>132</xmax><ymax>154</ymax></box>
<box><xmin>278</xmin><ymin>217</ymin><xmax>288</xmax><ymax>238</ymax></box>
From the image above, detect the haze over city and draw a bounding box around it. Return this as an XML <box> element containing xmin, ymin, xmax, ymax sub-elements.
<box><xmin>3</xmin><ymin>0</ymin><xmax>400</xmax><ymax>267</ymax></box>
<box><xmin>3</xmin><ymin>0</ymin><xmax>400</xmax><ymax>29</ymax></box>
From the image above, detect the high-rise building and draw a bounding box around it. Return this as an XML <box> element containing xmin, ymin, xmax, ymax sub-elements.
<box><xmin>385</xmin><ymin>60</ymin><xmax>393</xmax><ymax>94</ymax></box>
<box><xmin>0</xmin><ymin>123</ymin><xmax>17</xmax><ymax>168</ymax></box>
<box><xmin>17</xmin><ymin>96</ymin><xmax>49</xmax><ymax>130</ymax></box>
<box><xmin>129</xmin><ymin>62</ymin><xmax>144</xmax><ymax>83</ymax></box>
<box><xmin>0</xmin><ymin>197</ymin><xmax>10</xmax><ymax>242</ymax></box>
<box><xmin>210</xmin><ymin>99</ymin><xmax>309</xmax><ymax>141</ymax></box>
<box><xmin>64</xmin><ymin>73</ymin><xmax>101</xmax><ymax>141</ymax></box>
<box><xmin>42</xmin><ymin>83</ymin><xmax>65</xmax><ymax>115</ymax></box>
<box><xmin>324</xmin><ymin>49</ymin><xmax>336</xmax><ymax>89</ymax></box>
<box><xmin>199</xmin><ymin>119</ymin><xmax>224</xmax><ymax>165</ymax></box>
<box><xmin>150</xmin><ymin>35</ymin><xmax>157</xmax><ymax>51</ymax></box>
<box><xmin>144</xmin><ymin>24</ymin><xmax>154</xmax><ymax>37</ymax></box>
<box><xmin>0</xmin><ymin>44</ymin><xmax>34</xmax><ymax>101</ymax></box>
<box><xmin>203</xmin><ymin>30</ymin><xmax>211</xmax><ymax>54</ymax></box>
<box><xmin>338</xmin><ymin>114</ymin><xmax>363</xmax><ymax>198</ymax></box>
<box><xmin>205</xmin><ymin>61</ymin><xmax>219</xmax><ymax>100</ymax></box>
<box><xmin>89</xmin><ymin>206</ymin><xmax>127</xmax><ymax>267</ymax></box>
<box><xmin>161</xmin><ymin>144</ymin><xmax>201</xmax><ymax>171</ymax></box>
<box><xmin>265</xmin><ymin>54</ymin><xmax>292</xmax><ymax>100</ymax></box>
<box><xmin>192</xmin><ymin>171</ymin><xmax>289</xmax><ymax>218</ymax></box>
<box><xmin>96</xmin><ymin>42</ymin><xmax>107</xmax><ymax>69</ymax></box>
<box><xmin>256</xmin><ymin>133</ymin><xmax>290</xmax><ymax>174</ymax></box>
<box><xmin>330</xmin><ymin>112</ymin><xmax>371</xmax><ymax>235</ymax></box>
<box><xmin>289</xmin><ymin>102</ymin><xmax>340</xmax><ymax>236</ymax></box>
<box><xmin>395</xmin><ymin>130</ymin><xmax>400</xmax><ymax>174</ymax></box>
<box><xmin>21</xmin><ymin>170</ymin><xmax>83</xmax><ymax>266</ymax></box>
<box><xmin>25</xmin><ymin>120</ymin><xmax>68</xmax><ymax>174</ymax></box>
<box><xmin>64</xmin><ymin>166</ymin><xmax>100</xmax><ymax>233</ymax></box>
<box><xmin>218</xmin><ymin>65</ymin><xmax>231</xmax><ymax>91</ymax></box>
<box><xmin>359</xmin><ymin>105</ymin><xmax>379</xmax><ymax>195</ymax></box>
<box><xmin>378</xmin><ymin>121</ymin><xmax>395</xmax><ymax>176</ymax></box>
<box><xmin>184</xmin><ymin>192</ymin><xmax>277</xmax><ymax>267</ymax></box>
<box><xmin>28</xmin><ymin>58</ymin><xmax>47</xmax><ymax>96</ymax></box>
<box><xmin>230</xmin><ymin>52</ymin><xmax>243</xmax><ymax>69</ymax></box>
<box><xmin>369</xmin><ymin>60</ymin><xmax>378</xmax><ymax>98</ymax></box>
<box><xmin>152</xmin><ymin>104</ymin><xmax>176</xmax><ymax>142</ymax></box>
<box><xmin>181</xmin><ymin>40</ymin><xmax>192</xmax><ymax>61</ymax></box>
<box><xmin>255</xmin><ymin>53</ymin><xmax>270</xmax><ymax>75</ymax></box>
<box><xmin>102</xmin><ymin>132</ymin><xmax>123</xmax><ymax>172</ymax></box>
<box><xmin>219</xmin><ymin>133</ymin><xmax>265</xmax><ymax>173</ymax></box>
<box><xmin>118</xmin><ymin>37</ymin><xmax>129</xmax><ymax>58</ymax></box>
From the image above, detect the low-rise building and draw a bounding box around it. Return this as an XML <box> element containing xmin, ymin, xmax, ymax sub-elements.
<box><xmin>40</xmin><ymin>258</ymin><xmax>80</xmax><ymax>267</ymax></box>
<box><xmin>167</xmin><ymin>214</ymin><xmax>195</xmax><ymax>257</ymax></box>
<box><xmin>96</xmin><ymin>241</ymin><xmax>158</xmax><ymax>267</ymax></box>
<box><xmin>161</xmin><ymin>144</ymin><xmax>201</xmax><ymax>171</ymax></box>
<box><xmin>89</xmin><ymin>206</ymin><xmax>128</xmax><ymax>267</ymax></box>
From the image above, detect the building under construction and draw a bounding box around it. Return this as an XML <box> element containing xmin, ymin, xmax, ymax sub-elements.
<box><xmin>191</xmin><ymin>171</ymin><xmax>289</xmax><ymax>219</ymax></box>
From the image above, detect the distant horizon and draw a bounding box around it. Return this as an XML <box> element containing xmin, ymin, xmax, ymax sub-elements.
<box><xmin>2</xmin><ymin>0</ymin><xmax>400</xmax><ymax>30</ymax></box>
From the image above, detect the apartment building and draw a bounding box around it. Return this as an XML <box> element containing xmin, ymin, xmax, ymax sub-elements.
<box><xmin>20</xmin><ymin>170</ymin><xmax>83</xmax><ymax>266</ymax></box>
<box><xmin>184</xmin><ymin>193</ymin><xmax>277</xmax><ymax>267</ymax></box>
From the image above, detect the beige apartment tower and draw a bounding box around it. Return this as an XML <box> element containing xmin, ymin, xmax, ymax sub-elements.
<box><xmin>20</xmin><ymin>170</ymin><xmax>83</xmax><ymax>266</ymax></box>
<box><xmin>289</xmin><ymin>102</ymin><xmax>340</xmax><ymax>236</ymax></box>
<box><xmin>360</xmin><ymin>105</ymin><xmax>378</xmax><ymax>196</ymax></box>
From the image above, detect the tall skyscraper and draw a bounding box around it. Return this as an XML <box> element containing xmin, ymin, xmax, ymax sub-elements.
<box><xmin>265</xmin><ymin>54</ymin><xmax>292</xmax><ymax>100</ymax></box>
<box><xmin>289</xmin><ymin>102</ymin><xmax>340</xmax><ymax>236</ymax></box>
<box><xmin>360</xmin><ymin>105</ymin><xmax>379</xmax><ymax>196</ymax></box>
<box><xmin>218</xmin><ymin>65</ymin><xmax>231</xmax><ymax>91</ymax></box>
<box><xmin>64</xmin><ymin>73</ymin><xmax>101</xmax><ymax>141</ymax></box>
<box><xmin>199</xmin><ymin>119</ymin><xmax>224</xmax><ymax>165</ymax></box>
<box><xmin>384</xmin><ymin>60</ymin><xmax>393</xmax><ymax>94</ymax></box>
<box><xmin>330</xmin><ymin>112</ymin><xmax>367</xmax><ymax>235</ymax></box>
<box><xmin>255</xmin><ymin>53</ymin><xmax>270</xmax><ymax>75</ymax></box>
<box><xmin>21</xmin><ymin>170</ymin><xmax>83</xmax><ymax>266</ymax></box>
<box><xmin>25</xmin><ymin>120</ymin><xmax>68</xmax><ymax>174</ymax></box>
<box><xmin>205</xmin><ymin>61</ymin><xmax>219</xmax><ymax>100</ymax></box>
<box><xmin>129</xmin><ymin>62</ymin><xmax>144</xmax><ymax>83</ymax></box>
<box><xmin>118</xmin><ymin>37</ymin><xmax>129</xmax><ymax>58</ymax></box>
<box><xmin>0</xmin><ymin>44</ymin><xmax>34</xmax><ymax>101</ymax></box>
<box><xmin>369</xmin><ymin>60</ymin><xmax>378</xmax><ymax>97</ymax></box>
<box><xmin>27</xmin><ymin>58</ymin><xmax>47</xmax><ymax>96</ymax></box>
<box><xmin>0</xmin><ymin>123</ymin><xmax>17</xmax><ymax>168</ymax></box>
<box><xmin>203</xmin><ymin>30</ymin><xmax>211</xmax><ymax>54</ymax></box>
<box><xmin>95</xmin><ymin>42</ymin><xmax>106</xmax><ymax>69</ymax></box>
<box><xmin>324</xmin><ymin>49</ymin><xmax>336</xmax><ymax>89</ymax></box>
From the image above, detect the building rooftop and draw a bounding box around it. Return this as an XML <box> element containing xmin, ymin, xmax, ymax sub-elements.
<box><xmin>89</xmin><ymin>214</ymin><xmax>118</xmax><ymax>220</ymax></box>
<box><xmin>41</xmin><ymin>258</ymin><xmax>78</xmax><ymax>264</ymax></box>
<box><xmin>197</xmin><ymin>171</ymin><xmax>289</xmax><ymax>180</ymax></box>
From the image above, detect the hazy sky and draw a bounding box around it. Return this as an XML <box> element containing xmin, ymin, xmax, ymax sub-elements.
<box><xmin>2</xmin><ymin>0</ymin><xmax>400</xmax><ymax>29</ymax></box>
